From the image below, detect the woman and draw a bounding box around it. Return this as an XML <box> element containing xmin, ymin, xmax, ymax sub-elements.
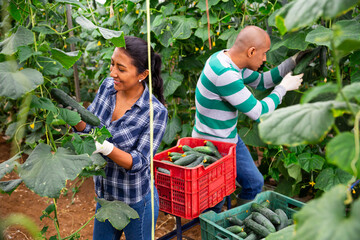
<box><xmin>74</xmin><ymin>36</ymin><xmax>168</xmax><ymax>240</ymax></box>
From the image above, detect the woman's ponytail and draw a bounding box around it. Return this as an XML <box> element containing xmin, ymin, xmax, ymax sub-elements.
<box><xmin>152</xmin><ymin>53</ymin><xmax>165</xmax><ymax>104</ymax></box>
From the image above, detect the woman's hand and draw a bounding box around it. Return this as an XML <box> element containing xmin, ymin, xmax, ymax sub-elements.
<box><xmin>93</xmin><ymin>140</ymin><xmax>114</xmax><ymax>156</ymax></box>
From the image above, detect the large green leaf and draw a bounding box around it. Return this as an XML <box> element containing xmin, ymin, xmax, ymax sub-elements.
<box><xmin>194</xmin><ymin>27</ymin><xmax>214</xmax><ymax>42</ymax></box>
<box><xmin>326</xmin><ymin>132</ymin><xmax>360</xmax><ymax>177</ymax></box>
<box><xmin>162</xmin><ymin>72</ymin><xmax>183</xmax><ymax>98</ymax></box>
<box><xmin>266</xmin><ymin>225</ymin><xmax>295</xmax><ymax>240</ymax></box>
<box><xmin>51</xmin><ymin>49</ymin><xmax>82</xmax><ymax>69</ymax></box>
<box><xmin>58</xmin><ymin>108</ymin><xmax>82</xmax><ymax>126</ymax></box>
<box><xmin>19</xmin><ymin>143</ymin><xmax>92</xmax><ymax>198</ymax></box>
<box><xmin>300</xmin><ymin>83</ymin><xmax>338</xmax><ymax>104</ymax></box>
<box><xmin>95</xmin><ymin>197</ymin><xmax>139</xmax><ymax>230</ymax></box>
<box><xmin>30</xmin><ymin>96</ymin><xmax>57</xmax><ymax>112</ymax></box>
<box><xmin>298</xmin><ymin>153</ymin><xmax>325</xmax><ymax>173</ymax></box>
<box><xmin>275</xmin><ymin>0</ymin><xmax>359</xmax><ymax>34</ymax></box>
<box><xmin>37</xmin><ymin>56</ymin><xmax>63</xmax><ymax>76</ymax></box>
<box><xmin>0</xmin><ymin>61</ymin><xmax>43</xmax><ymax>99</ymax></box>
<box><xmin>75</xmin><ymin>16</ymin><xmax>125</xmax><ymax>47</ymax></box>
<box><xmin>315</xmin><ymin>167</ymin><xmax>353</xmax><ymax>191</ymax></box>
<box><xmin>306</xmin><ymin>20</ymin><xmax>360</xmax><ymax>56</ymax></box>
<box><xmin>162</xmin><ymin>115</ymin><xmax>181</xmax><ymax>145</ymax></box>
<box><xmin>0</xmin><ymin>26</ymin><xmax>34</xmax><ymax>55</ymax></box>
<box><xmin>259</xmin><ymin>101</ymin><xmax>335</xmax><ymax>146</ymax></box>
<box><xmin>55</xmin><ymin>0</ymin><xmax>86</xmax><ymax>9</ymax></box>
<box><xmin>18</xmin><ymin>46</ymin><xmax>42</xmax><ymax>63</ymax></box>
<box><xmin>336</xmin><ymin>82</ymin><xmax>360</xmax><ymax>102</ymax></box>
<box><xmin>197</xmin><ymin>0</ymin><xmax>220</xmax><ymax>11</ymax></box>
<box><xmin>72</xmin><ymin>134</ymin><xmax>96</xmax><ymax>155</ymax></box>
<box><xmin>0</xmin><ymin>153</ymin><xmax>21</xmax><ymax>179</ymax></box>
<box><xmin>293</xmin><ymin>184</ymin><xmax>360</xmax><ymax>240</ymax></box>
<box><xmin>169</xmin><ymin>16</ymin><xmax>197</xmax><ymax>40</ymax></box>
<box><xmin>0</xmin><ymin>179</ymin><xmax>22</xmax><ymax>195</ymax></box>
<box><xmin>271</xmin><ymin>30</ymin><xmax>311</xmax><ymax>51</ymax></box>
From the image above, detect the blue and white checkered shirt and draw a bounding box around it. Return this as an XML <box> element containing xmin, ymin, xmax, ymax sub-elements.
<box><xmin>83</xmin><ymin>77</ymin><xmax>168</xmax><ymax>204</ymax></box>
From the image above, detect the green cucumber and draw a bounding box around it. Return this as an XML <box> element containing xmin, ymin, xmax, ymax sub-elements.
<box><xmin>205</xmin><ymin>140</ymin><xmax>223</xmax><ymax>159</ymax></box>
<box><xmin>51</xmin><ymin>88</ymin><xmax>100</xmax><ymax>126</ymax></box>
<box><xmin>203</xmin><ymin>155</ymin><xmax>219</xmax><ymax>164</ymax></box>
<box><xmin>157</xmin><ymin>167</ymin><xmax>170</xmax><ymax>174</ymax></box>
<box><xmin>186</xmin><ymin>156</ymin><xmax>204</xmax><ymax>168</ymax></box>
<box><xmin>169</xmin><ymin>152</ymin><xmax>182</xmax><ymax>157</ymax></box>
<box><xmin>244</xmin><ymin>233</ymin><xmax>257</xmax><ymax>240</ymax></box>
<box><xmin>237</xmin><ymin>231</ymin><xmax>248</xmax><ymax>239</ymax></box>
<box><xmin>251</xmin><ymin>202</ymin><xmax>280</xmax><ymax>225</ymax></box>
<box><xmin>181</xmin><ymin>145</ymin><xmax>193</xmax><ymax>152</ymax></box>
<box><xmin>275</xmin><ymin>208</ymin><xmax>289</xmax><ymax>230</ymax></box>
<box><xmin>244</xmin><ymin>218</ymin><xmax>271</xmax><ymax>238</ymax></box>
<box><xmin>260</xmin><ymin>200</ymin><xmax>270</xmax><ymax>208</ymax></box>
<box><xmin>226</xmin><ymin>216</ymin><xmax>243</xmax><ymax>226</ymax></box>
<box><xmin>170</xmin><ymin>155</ymin><xmax>183</xmax><ymax>161</ymax></box>
<box><xmin>173</xmin><ymin>154</ymin><xmax>198</xmax><ymax>166</ymax></box>
<box><xmin>251</xmin><ymin>212</ymin><xmax>276</xmax><ymax>233</ymax></box>
<box><xmin>293</xmin><ymin>47</ymin><xmax>321</xmax><ymax>75</ymax></box>
<box><xmin>193</xmin><ymin>146</ymin><xmax>218</xmax><ymax>156</ymax></box>
<box><xmin>320</xmin><ymin>46</ymin><xmax>328</xmax><ymax>78</ymax></box>
<box><xmin>225</xmin><ymin>225</ymin><xmax>244</xmax><ymax>234</ymax></box>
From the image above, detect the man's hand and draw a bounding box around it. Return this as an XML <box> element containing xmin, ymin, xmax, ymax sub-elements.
<box><xmin>93</xmin><ymin>140</ymin><xmax>114</xmax><ymax>156</ymax></box>
<box><xmin>279</xmin><ymin>72</ymin><xmax>304</xmax><ymax>91</ymax></box>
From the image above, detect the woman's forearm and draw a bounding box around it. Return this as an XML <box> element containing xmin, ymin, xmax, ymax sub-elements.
<box><xmin>74</xmin><ymin>120</ymin><xmax>87</xmax><ymax>132</ymax></box>
<box><xmin>107</xmin><ymin>147</ymin><xmax>133</xmax><ymax>170</ymax></box>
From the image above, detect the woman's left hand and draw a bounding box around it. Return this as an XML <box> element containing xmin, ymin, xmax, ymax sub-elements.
<box><xmin>94</xmin><ymin>140</ymin><xmax>114</xmax><ymax>156</ymax></box>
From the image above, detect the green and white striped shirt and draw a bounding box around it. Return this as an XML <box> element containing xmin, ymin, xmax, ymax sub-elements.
<box><xmin>193</xmin><ymin>50</ymin><xmax>295</xmax><ymax>143</ymax></box>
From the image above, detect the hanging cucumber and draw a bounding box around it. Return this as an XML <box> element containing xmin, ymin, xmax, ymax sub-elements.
<box><xmin>293</xmin><ymin>47</ymin><xmax>321</xmax><ymax>75</ymax></box>
<box><xmin>319</xmin><ymin>46</ymin><xmax>328</xmax><ymax>78</ymax></box>
<box><xmin>51</xmin><ymin>88</ymin><xmax>101</xmax><ymax>126</ymax></box>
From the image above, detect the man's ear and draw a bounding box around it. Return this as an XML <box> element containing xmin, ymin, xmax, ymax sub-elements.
<box><xmin>247</xmin><ymin>47</ymin><xmax>256</xmax><ymax>58</ymax></box>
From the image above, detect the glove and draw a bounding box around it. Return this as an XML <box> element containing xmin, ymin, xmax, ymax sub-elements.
<box><xmin>279</xmin><ymin>72</ymin><xmax>304</xmax><ymax>91</ymax></box>
<box><xmin>93</xmin><ymin>140</ymin><xmax>114</xmax><ymax>156</ymax></box>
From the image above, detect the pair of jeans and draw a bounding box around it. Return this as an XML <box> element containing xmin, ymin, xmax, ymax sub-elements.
<box><xmin>235</xmin><ymin>135</ymin><xmax>264</xmax><ymax>200</ymax></box>
<box><xmin>93</xmin><ymin>187</ymin><xmax>159</xmax><ymax>240</ymax></box>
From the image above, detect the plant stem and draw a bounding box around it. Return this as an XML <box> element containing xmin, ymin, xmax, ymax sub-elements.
<box><xmin>53</xmin><ymin>198</ymin><xmax>62</xmax><ymax>239</ymax></box>
<box><xmin>63</xmin><ymin>215</ymin><xmax>96</xmax><ymax>240</ymax></box>
<box><xmin>350</xmin><ymin>111</ymin><xmax>360</xmax><ymax>178</ymax></box>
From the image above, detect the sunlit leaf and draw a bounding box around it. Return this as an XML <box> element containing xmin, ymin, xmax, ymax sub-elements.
<box><xmin>271</xmin><ymin>30</ymin><xmax>311</xmax><ymax>51</ymax></box>
<box><xmin>58</xmin><ymin>108</ymin><xmax>81</xmax><ymax>126</ymax></box>
<box><xmin>95</xmin><ymin>197</ymin><xmax>139</xmax><ymax>230</ymax></box>
<box><xmin>293</xmin><ymin>185</ymin><xmax>360</xmax><ymax>240</ymax></box>
<box><xmin>298</xmin><ymin>153</ymin><xmax>325</xmax><ymax>172</ymax></box>
<box><xmin>19</xmin><ymin>143</ymin><xmax>92</xmax><ymax>198</ymax></box>
<box><xmin>326</xmin><ymin>132</ymin><xmax>360</xmax><ymax>177</ymax></box>
<box><xmin>0</xmin><ymin>26</ymin><xmax>34</xmax><ymax>55</ymax></box>
<box><xmin>169</xmin><ymin>16</ymin><xmax>197</xmax><ymax>40</ymax></box>
<box><xmin>0</xmin><ymin>61</ymin><xmax>43</xmax><ymax>99</ymax></box>
<box><xmin>315</xmin><ymin>167</ymin><xmax>353</xmax><ymax>191</ymax></box>
<box><xmin>51</xmin><ymin>49</ymin><xmax>82</xmax><ymax>69</ymax></box>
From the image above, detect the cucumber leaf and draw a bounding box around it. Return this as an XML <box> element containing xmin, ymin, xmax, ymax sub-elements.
<box><xmin>51</xmin><ymin>49</ymin><xmax>82</xmax><ymax>69</ymax></box>
<box><xmin>315</xmin><ymin>167</ymin><xmax>353</xmax><ymax>191</ymax></box>
<box><xmin>293</xmin><ymin>184</ymin><xmax>360</xmax><ymax>240</ymax></box>
<box><xmin>0</xmin><ymin>153</ymin><xmax>21</xmax><ymax>179</ymax></box>
<box><xmin>298</xmin><ymin>153</ymin><xmax>325</xmax><ymax>173</ymax></box>
<box><xmin>19</xmin><ymin>143</ymin><xmax>92</xmax><ymax>198</ymax></box>
<box><xmin>95</xmin><ymin>197</ymin><xmax>139</xmax><ymax>230</ymax></box>
<box><xmin>162</xmin><ymin>115</ymin><xmax>181</xmax><ymax>145</ymax></box>
<box><xmin>0</xmin><ymin>26</ymin><xmax>34</xmax><ymax>55</ymax></box>
<box><xmin>336</xmin><ymin>82</ymin><xmax>360</xmax><ymax>102</ymax></box>
<box><xmin>162</xmin><ymin>72</ymin><xmax>183</xmax><ymax>98</ymax></box>
<box><xmin>0</xmin><ymin>179</ymin><xmax>23</xmax><ymax>195</ymax></box>
<box><xmin>300</xmin><ymin>83</ymin><xmax>338</xmax><ymax>104</ymax></box>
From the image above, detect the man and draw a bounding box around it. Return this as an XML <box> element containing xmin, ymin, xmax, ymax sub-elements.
<box><xmin>193</xmin><ymin>26</ymin><xmax>303</xmax><ymax>207</ymax></box>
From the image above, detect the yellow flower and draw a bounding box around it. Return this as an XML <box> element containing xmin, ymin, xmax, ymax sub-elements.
<box><xmin>19</xmin><ymin>67</ymin><xmax>24</xmax><ymax>70</ymax></box>
<box><xmin>97</xmin><ymin>41</ymin><xmax>101</xmax><ymax>46</ymax></box>
<box><xmin>352</xmin><ymin>189</ymin><xmax>356</xmax><ymax>194</ymax></box>
<box><xmin>324</xmin><ymin>78</ymin><xmax>327</xmax><ymax>83</ymax></box>
<box><xmin>212</xmin><ymin>41</ymin><xmax>215</xmax><ymax>47</ymax></box>
<box><xmin>136</xmin><ymin>10</ymin><xmax>139</xmax><ymax>14</ymax></box>
<box><xmin>195</xmin><ymin>47</ymin><xmax>199</xmax><ymax>51</ymax></box>
<box><xmin>42</xmin><ymin>12</ymin><xmax>45</xmax><ymax>16</ymax></box>
<box><xmin>201</xmin><ymin>46</ymin><xmax>204</xmax><ymax>51</ymax></box>
<box><xmin>119</xmin><ymin>8</ymin><xmax>123</xmax><ymax>12</ymax></box>
<box><xmin>95</xmin><ymin>64</ymin><xmax>98</xmax><ymax>68</ymax></box>
<box><xmin>216</xmin><ymin>31</ymin><xmax>220</xmax><ymax>36</ymax></box>
<box><xmin>309</xmin><ymin>181</ymin><xmax>315</xmax><ymax>187</ymax></box>
<box><xmin>30</xmin><ymin>123</ymin><xmax>35</xmax><ymax>129</ymax></box>
<box><xmin>228</xmin><ymin>25</ymin><xmax>231</xmax><ymax>29</ymax></box>
<box><xmin>64</xmin><ymin>44</ymin><xmax>67</xmax><ymax>49</ymax></box>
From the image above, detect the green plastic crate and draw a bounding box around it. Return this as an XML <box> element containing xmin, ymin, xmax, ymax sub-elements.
<box><xmin>199</xmin><ymin>191</ymin><xmax>305</xmax><ymax>240</ymax></box>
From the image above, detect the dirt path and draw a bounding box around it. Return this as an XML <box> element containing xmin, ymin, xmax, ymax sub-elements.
<box><xmin>0</xmin><ymin>137</ymin><xmax>202</xmax><ymax>240</ymax></box>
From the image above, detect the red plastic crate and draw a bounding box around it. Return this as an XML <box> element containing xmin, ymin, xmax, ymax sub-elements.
<box><xmin>154</xmin><ymin>137</ymin><xmax>237</xmax><ymax>219</ymax></box>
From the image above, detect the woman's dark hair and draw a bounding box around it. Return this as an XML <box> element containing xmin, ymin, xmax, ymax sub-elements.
<box><xmin>120</xmin><ymin>36</ymin><xmax>165</xmax><ymax>104</ymax></box>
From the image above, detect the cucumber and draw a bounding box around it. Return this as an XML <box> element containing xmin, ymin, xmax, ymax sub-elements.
<box><xmin>251</xmin><ymin>212</ymin><xmax>276</xmax><ymax>233</ymax></box>
<box><xmin>173</xmin><ymin>154</ymin><xmax>198</xmax><ymax>166</ymax></box>
<box><xmin>275</xmin><ymin>209</ymin><xmax>289</xmax><ymax>230</ymax></box>
<box><xmin>170</xmin><ymin>155</ymin><xmax>183</xmax><ymax>161</ymax></box>
<box><xmin>237</xmin><ymin>231</ymin><xmax>248</xmax><ymax>239</ymax></box>
<box><xmin>320</xmin><ymin>46</ymin><xmax>328</xmax><ymax>78</ymax></box>
<box><xmin>51</xmin><ymin>88</ymin><xmax>101</xmax><ymax>126</ymax></box>
<box><xmin>181</xmin><ymin>145</ymin><xmax>193</xmax><ymax>152</ymax></box>
<box><xmin>225</xmin><ymin>225</ymin><xmax>244</xmax><ymax>234</ymax></box>
<box><xmin>226</xmin><ymin>216</ymin><xmax>243</xmax><ymax>226</ymax></box>
<box><xmin>244</xmin><ymin>233</ymin><xmax>257</xmax><ymax>240</ymax></box>
<box><xmin>193</xmin><ymin>146</ymin><xmax>218</xmax><ymax>156</ymax></box>
<box><xmin>205</xmin><ymin>140</ymin><xmax>223</xmax><ymax>159</ymax></box>
<box><xmin>161</xmin><ymin>160</ymin><xmax>174</xmax><ymax>164</ymax></box>
<box><xmin>186</xmin><ymin>156</ymin><xmax>204</xmax><ymax>168</ymax></box>
<box><xmin>251</xmin><ymin>202</ymin><xmax>280</xmax><ymax>225</ymax></box>
<box><xmin>157</xmin><ymin>167</ymin><xmax>170</xmax><ymax>174</ymax></box>
<box><xmin>203</xmin><ymin>155</ymin><xmax>219</xmax><ymax>164</ymax></box>
<box><xmin>260</xmin><ymin>200</ymin><xmax>270</xmax><ymax>208</ymax></box>
<box><xmin>293</xmin><ymin>47</ymin><xmax>321</xmax><ymax>75</ymax></box>
<box><xmin>168</xmin><ymin>152</ymin><xmax>182</xmax><ymax>157</ymax></box>
<box><xmin>244</xmin><ymin>218</ymin><xmax>271</xmax><ymax>238</ymax></box>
